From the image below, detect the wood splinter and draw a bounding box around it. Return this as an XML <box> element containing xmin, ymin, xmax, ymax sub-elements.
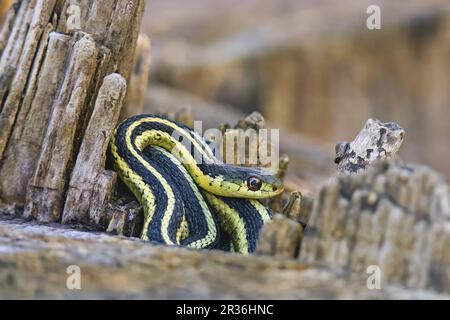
<box><xmin>334</xmin><ymin>118</ymin><xmax>405</xmax><ymax>174</ymax></box>
<box><xmin>62</xmin><ymin>73</ymin><xmax>127</xmax><ymax>226</ymax></box>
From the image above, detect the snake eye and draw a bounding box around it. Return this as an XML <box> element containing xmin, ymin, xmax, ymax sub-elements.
<box><xmin>247</xmin><ymin>176</ymin><xmax>262</xmax><ymax>191</ymax></box>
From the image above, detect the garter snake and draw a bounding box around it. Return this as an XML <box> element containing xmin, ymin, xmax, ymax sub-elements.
<box><xmin>110</xmin><ymin>114</ymin><xmax>283</xmax><ymax>254</ymax></box>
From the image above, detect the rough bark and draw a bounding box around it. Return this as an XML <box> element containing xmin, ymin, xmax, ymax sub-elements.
<box><xmin>0</xmin><ymin>32</ymin><xmax>69</xmax><ymax>205</ymax></box>
<box><xmin>0</xmin><ymin>0</ymin><xmax>57</xmax><ymax>161</ymax></box>
<box><xmin>0</xmin><ymin>0</ymin><xmax>145</xmax><ymax>223</ymax></box>
<box><xmin>300</xmin><ymin>160</ymin><xmax>450</xmax><ymax>293</ymax></box>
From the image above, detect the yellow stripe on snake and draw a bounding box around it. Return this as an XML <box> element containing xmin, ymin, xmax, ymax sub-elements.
<box><xmin>110</xmin><ymin>115</ymin><xmax>283</xmax><ymax>254</ymax></box>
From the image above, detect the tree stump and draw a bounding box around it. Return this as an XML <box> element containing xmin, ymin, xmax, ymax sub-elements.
<box><xmin>301</xmin><ymin>161</ymin><xmax>450</xmax><ymax>292</ymax></box>
<box><xmin>0</xmin><ymin>0</ymin><xmax>145</xmax><ymax>226</ymax></box>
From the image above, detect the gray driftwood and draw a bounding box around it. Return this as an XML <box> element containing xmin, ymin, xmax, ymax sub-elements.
<box><xmin>334</xmin><ymin>118</ymin><xmax>405</xmax><ymax>173</ymax></box>
<box><xmin>105</xmin><ymin>198</ymin><xmax>143</xmax><ymax>237</ymax></box>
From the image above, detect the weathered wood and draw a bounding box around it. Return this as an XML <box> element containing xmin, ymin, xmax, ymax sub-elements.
<box><xmin>335</xmin><ymin>118</ymin><xmax>405</xmax><ymax>173</ymax></box>
<box><xmin>255</xmin><ymin>214</ymin><xmax>303</xmax><ymax>259</ymax></box>
<box><xmin>282</xmin><ymin>191</ymin><xmax>302</xmax><ymax>222</ymax></box>
<box><xmin>76</xmin><ymin>45</ymin><xmax>112</xmax><ymax>148</ymax></box>
<box><xmin>24</xmin><ymin>34</ymin><xmax>98</xmax><ymax>222</ymax></box>
<box><xmin>0</xmin><ymin>0</ymin><xmax>145</xmax><ymax>224</ymax></box>
<box><xmin>0</xmin><ymin>0</ymin><xmax>16</xmax><ymax>54</ymax></box>
<box><xmin>88</xmin><ymin>171</ymin><xmax>117</xmax><ymax>226</ymax></box>
<box><xmin>1</xmin><ymin>215</ymin><xmax>448</xmax><ymax>299</ymax></box>
<box><xmin>301</xmin><ymin>161</ymin><xmax>450</xmax><ymax>293</ymax></box>
<box><xmin>257</xmin><ymin>118</ymin><xmax>406</xmax><ymax>259</ymax></box>
<box><xmin>0</xmin><ymin>0</ymin><xmax>32</xmax><ymax>77</ymax></box>
<box><xmin>0</xmin><ymin>30</ymin><xmax>64</xmax><ymax>205</ymax></box>
<box><xmin>106</xmin><ymin>198</ymin><xmax>143</xmax><ymax>237</ymax></box>
<box><xmin>62</xmin><ymin>73</ymin><xmax>127</xmax><ymax>225</ymax></box>
<box><xmin>0</xmin><ymin>0</ymin><xmax>57</xmax><ymax>160</ymax></box>
<box><xmin>56</xmin><ymin>0</ymin><xmax>144</xmax><ymax>79</ymax></box>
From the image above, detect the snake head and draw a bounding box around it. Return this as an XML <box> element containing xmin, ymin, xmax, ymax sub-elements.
<box><xmin>202</xmin><ymin>164</ymin><xmax>284</xmax><ymax>199</ymax></box>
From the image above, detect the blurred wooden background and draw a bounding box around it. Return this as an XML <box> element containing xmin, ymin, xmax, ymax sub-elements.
<box><xmin>141</xmin><ymin>0</ymin><xmax>450</xmax><ymax>179</ymax></box>
<box><xmin>2</xmin><ymin>0</ymin><xmax>448</xmax><ymax>178</ymax></box>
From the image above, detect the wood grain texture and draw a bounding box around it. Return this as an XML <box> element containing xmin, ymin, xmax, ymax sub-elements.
<box><xmin>1</xmin><ymin>215</ymin><xmax>447</xmax><ymax>299</ymax></box>
<box><xmin>301</xmin><ymin>161</ymin><xmax>450</xmax><ymax>293</ymax></box>
<box><xmin>24</xmin><ymin>34</ymin><xmax>98</xmax><ymax>222</ymax></box>
<box><xmin>62</xmin><ymin>73</ymin><xmax>127</xmax><ymax>225</ymax></box>
<box><xmin>335</xmin><ymin>119</ymin><xmax>405</xmax><ymax>174</ymax></box>
<box><xmin>0</xmin><ymin>0</ymin><xmax>145</xmax><ymax>226</ymax></box>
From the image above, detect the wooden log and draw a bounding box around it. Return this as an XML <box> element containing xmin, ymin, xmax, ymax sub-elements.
<box><xmin>62</xmin><ymin>73</ymin><xmax>127</xmax><ymax>226</ymax></box>
<box><xmin>2</xmin><ymin>215</ymin><xmax>448</xmax><ymax>299</ymax></box>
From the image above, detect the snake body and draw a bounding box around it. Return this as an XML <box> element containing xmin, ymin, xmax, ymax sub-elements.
<box><xmin>110</xmin><ymin>114</ymin><xmax>283</xmax><ymax>254</ymax></box>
